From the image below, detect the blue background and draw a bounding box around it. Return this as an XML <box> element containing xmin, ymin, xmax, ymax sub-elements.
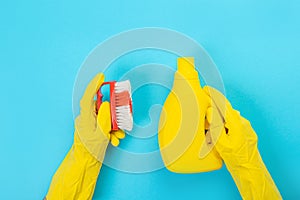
<box><xmin>1</xmin><ymin>0</ymin><xmax>299</xmax><ymax>199</ymax></box>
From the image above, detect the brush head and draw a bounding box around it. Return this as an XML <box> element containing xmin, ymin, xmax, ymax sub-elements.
<box><xmin>114</xmin><ymin>80</ymin><xmax>133</xmax><ymax>131</ymax></box>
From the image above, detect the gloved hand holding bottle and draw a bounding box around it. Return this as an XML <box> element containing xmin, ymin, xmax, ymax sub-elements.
<box><xmin>203</xmin><ymin>86</ymin><xmax>282</xmax><ymax>200</ymax></box>
<box><xmin>45</xmin><ymin>73</ymin><xmax>125</xmax><ymax>200</ymax></box>
<box><xmin>158</xmin><ymin>57</ymin><xmax>281</xmax><ymax>199</ymax></box>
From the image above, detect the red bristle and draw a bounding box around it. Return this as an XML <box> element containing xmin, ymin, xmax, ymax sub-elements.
<box><xmin>115</xmin><ymin>91</ymin><xmax>131</xmax><ymax>106</ymax></box>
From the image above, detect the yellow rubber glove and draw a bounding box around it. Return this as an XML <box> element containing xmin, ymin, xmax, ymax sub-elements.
<box><xmin>46</xmin><ymin>73</ymin><xmax>125</xmax><ymax>200</ymax></box>
<box><xmin>203</xmin><ymin>86</ymin><xmax>282</xmax><ymax>200</ymax></box>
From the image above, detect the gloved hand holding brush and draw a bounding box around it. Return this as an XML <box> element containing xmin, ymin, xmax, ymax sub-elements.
<box><xmin>203</xmin><ymin>86</ymin><xmax>282</xmax><ymax>200</ymax></box>
<box><xmin>45</xmin><ymin>73</ymin><xmax>125</xmax><ymax>200</ymax></box>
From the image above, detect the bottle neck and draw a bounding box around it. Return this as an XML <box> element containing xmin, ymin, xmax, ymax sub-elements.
<box><xmin>176</xmin><ymin>57</ymin><xmax>199</xmax><ymax>80</ymax></box>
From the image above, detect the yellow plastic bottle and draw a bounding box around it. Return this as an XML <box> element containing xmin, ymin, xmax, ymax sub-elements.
<box><xmin>158</xmin><ymin>57</ymin><xmax>223</xmax><ymax>173</ymax></box>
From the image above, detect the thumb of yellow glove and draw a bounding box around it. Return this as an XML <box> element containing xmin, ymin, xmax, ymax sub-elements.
<box><xmin>97</xmin><ymin>101</ymin><xmax>126</xmax><ymax>147</ymax></box>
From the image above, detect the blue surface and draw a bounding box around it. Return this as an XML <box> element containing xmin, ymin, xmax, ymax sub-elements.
<box><xmin>1</xmin><ymin>0</ymin><xmax>300</xmax><ymax>199</ymax></box>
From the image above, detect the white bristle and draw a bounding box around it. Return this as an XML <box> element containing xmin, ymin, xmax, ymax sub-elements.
<box><xmin>115</xmin><ymin>80</ymin><xmax>132</xmax><ymax>95</ymax></box>
<box><xmin>114</xmin><ymin>80</ymin><xmax>133</xmax><ymax>131</ymax></box>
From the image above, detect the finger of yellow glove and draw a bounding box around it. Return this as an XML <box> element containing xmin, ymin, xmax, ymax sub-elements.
<box><xmin>206</xmin><ymin>107</ymin><xmax>213</xmax><ymax>125</ymax></box>
<box><xmin>203</xmin><ymin>86</ymin><xmax>231</xmax><ymax>119</ymax></box>
<box><xmin>80</xmin><ymin>73</ymin><xmax>105</xmax><ymax>115</ymax></box>
<box><xmin>205</xmin><ymin>119</ymin><xmax>210</xmax><ymax>130</ymax></box>
<box><xmin>97</xmin><ymin>101</ymin><xmax>112</xmax><ymax>139</ymax></box>
<box><xmin>110</xmin><ymin>134</ymin><xmax>120</xmax><ymax>147</ymax></box>
<box><xmin>112</xmin><ymin>130</ymin><xmax>125</xmax><ymax>139</ymax></box>
<box><xmin>202</xmin><ymin>86</ymin><xmax>230</xmax><ymax>148</ymax></box>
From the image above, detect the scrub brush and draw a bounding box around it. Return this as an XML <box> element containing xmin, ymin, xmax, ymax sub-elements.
<box><xmin>96</xmin><ymin>80</ymin><xmax>133</xmax><ymax>131</ymax></box>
